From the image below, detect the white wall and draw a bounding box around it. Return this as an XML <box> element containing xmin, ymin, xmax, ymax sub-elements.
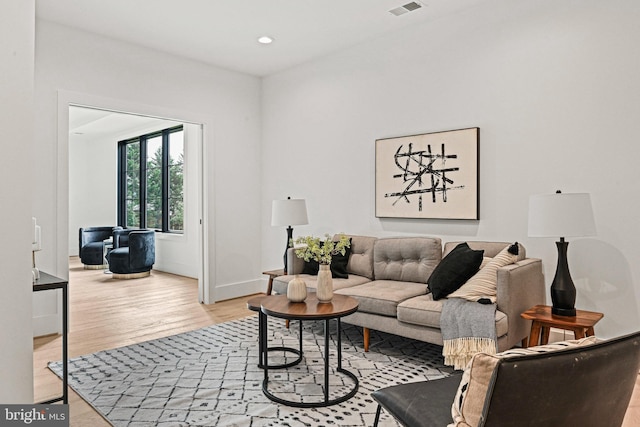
<box><xmin>35</xmin><ymin>20</ymin><xmax>264</xmax><ymax>302</ymax></box>
<box><xmin>0</xmin><ymin>0</ymin><xmax>35</xmax><ymax>403</ymax></box>
<box><xmin>69</xmin><ymin>131</ymin><xmax>118</xmax><ymax>256</ymax></box>
<box><xmin>262</xmin><ymin>0</ymin><xmax>640</xmax><ymax>339</ymax></box>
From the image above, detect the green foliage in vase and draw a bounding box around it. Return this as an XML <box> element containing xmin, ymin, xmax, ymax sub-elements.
<box><xmin>293</xmin><ymin>233</ymin><xmax>351</xmax><ymax>265</ymax></box>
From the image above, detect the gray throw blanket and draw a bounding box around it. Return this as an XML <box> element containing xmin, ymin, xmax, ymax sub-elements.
<box><xmin>441</xmin><ymin>298</ymin><xmax>498</xmax><ymax>370</ymax></box>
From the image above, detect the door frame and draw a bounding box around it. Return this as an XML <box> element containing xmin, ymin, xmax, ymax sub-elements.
<box><xmin>56</xmin><ymin>90</ymin><xmax>213</xmax><ymax>303</ymax></box>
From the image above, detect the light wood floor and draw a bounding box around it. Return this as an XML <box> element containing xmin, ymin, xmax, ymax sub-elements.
<box><xmin>34</xmin><ymin>257</ymin><xmax>640</xmax><ymax>426</ymax></box>
<box><xmin>34</xmin><ymin>257</ymin><xmax>256</xmax><ymax>426</ymax></box>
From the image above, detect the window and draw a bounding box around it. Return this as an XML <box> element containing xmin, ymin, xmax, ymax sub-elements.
<box><xmin>118</xmin><ymin>126</ymin><xmax>184</xmax><ymax>233</ymax></box>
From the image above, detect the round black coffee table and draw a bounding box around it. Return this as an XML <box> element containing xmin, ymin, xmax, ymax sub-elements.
<box><xmin>260</xmin><ymin>293</ymin><xmax>359</xmax><ymax>408</ymax></box>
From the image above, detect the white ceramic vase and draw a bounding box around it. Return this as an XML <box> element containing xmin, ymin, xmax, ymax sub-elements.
<box><xmin>316</xmin><ymin>264</ymin><xmax>333</xmax><ymax>303</ymax></box>
<box><xmin>287</xmin><ymin>275</ymin><xmax>307</xmax><ymax>302</ymax></box>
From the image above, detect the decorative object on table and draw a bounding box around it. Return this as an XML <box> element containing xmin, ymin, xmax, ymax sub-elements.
<box><xmin>375</xmin><ymin>127</ymin><xmax>479</xmax><ymax>220</ymax></box>
<box><xmin>286</xmin><ymin>275</ymin><xmax>307</xmax><ymax>302</ymax></box>
<box><xmin>31</xmin><ymin>217</ymin><xmax>42</xmax><ymax>282</ymax></box>
<box><xmin>294</xmin><ymin>234</ymin><xmax>351</xmax><ymax>303</ymax></box>
<box><xmin>271</xmin><ymin>197</ymin><xmax>308</xmax><ymax>274</ymax></box>
<box><xmin>317</xmin><ymin>264</ymin><xmax>333</xmax><ymax>302</ymax></box>
<box><xmin>528</xmin><ymin>191</ymin><xmax>596</xmax><ymax>316</ymax></box>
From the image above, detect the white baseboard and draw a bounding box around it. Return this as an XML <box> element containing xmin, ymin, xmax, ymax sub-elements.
<box><xmin>153</xmin><ymin>261</ymin><xmax>198</xmax><ymax>279</ymax></box>
<box><xmin>214</xmin><ymin>279</ymin><xmax>265</xmax><ymax>302</ymax></box>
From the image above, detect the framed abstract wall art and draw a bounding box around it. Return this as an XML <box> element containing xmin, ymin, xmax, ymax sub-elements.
<box><xmin>375</xmin><ymin>127</ymin><xmax>479</xmax><ymax>220</ymax></box>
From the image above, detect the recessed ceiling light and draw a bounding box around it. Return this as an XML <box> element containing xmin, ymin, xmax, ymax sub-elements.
<box><xmin>258</xmin><ymin>36</ymin><xmax>274</xmax><ymax>44</ymax></box>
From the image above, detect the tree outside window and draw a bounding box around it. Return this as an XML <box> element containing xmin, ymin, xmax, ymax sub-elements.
<box><xmin>118</xmin><ymin>126</ymin><xmax>184</xmax><ymax>233</ymax></box>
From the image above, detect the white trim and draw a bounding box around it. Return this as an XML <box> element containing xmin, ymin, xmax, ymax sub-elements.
<box><xmin>214</xmin><ymin>279</ymin><xmax>265</xmax><ymax>302</ymax></box>
<box><xmin>56</xmin><ymin>89</ymin><xmax>214</xmax><ymax>304</ymax></box>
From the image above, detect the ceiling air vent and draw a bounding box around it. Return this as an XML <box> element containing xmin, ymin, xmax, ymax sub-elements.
<box><xmin>389</xmin><ymin>1</ymin><xmax>424</xmax><ymax>16</ymax></box>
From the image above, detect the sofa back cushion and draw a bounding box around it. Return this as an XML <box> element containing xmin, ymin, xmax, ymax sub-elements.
<box><xmin>444</xmin><ymin>241</ymin><xmax>527</xmax><ymax>259</ymax></box>
<box><xmin>343</xmin><ymin>235</ymin><xmax>377</xmax><ymax>280</ymax></box>
<box><xmin>373</xmin><ymin>237</ymin><xmax>442</xmax><ymax>283</ymax></box>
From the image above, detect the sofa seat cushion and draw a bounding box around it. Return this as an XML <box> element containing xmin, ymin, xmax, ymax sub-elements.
<box><xmin>335</xmin><ymin>280</ymin><xmax>428</xmax><ymax>317</ymax></box>
<box><xmin>397</xmin><ymin>295</ymin><xmax>508</xmax><ymax>338</ymax></box>
<box><xmin>271</xmin><ymin>274</ymin><xmax>370</xmax><ymax>295</ymax></box>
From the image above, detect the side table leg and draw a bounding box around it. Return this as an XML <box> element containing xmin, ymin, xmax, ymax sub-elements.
<box><xmin>586</xmin><ymin>326</ymin><xmax>595</xmax><ymax>337</ymax></box>
<box><xmin>541</xmin><ymin>326</ymin><xmax>551</xmax><ymax>345</ymax></box>
<box><xmin>266</xmin><ymin>276</ymin><xmax>274</xmax><ymax>295</ymax></box>
<box><xmin>574</xmin><ymin>328</ymin><xmax>586</xmax><ymax>339</ymax></box>
<box><xmin>529</xmin><ymin>321</ymin><xmax>542</xmax><ymax>347</ymax></box>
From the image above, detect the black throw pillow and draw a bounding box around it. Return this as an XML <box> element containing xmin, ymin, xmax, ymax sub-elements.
<box><xmin>302</xmin><ymin>259</ymin><xmax>320</xmax><ymax>275</ymax></box>
<box><xmin>330</xmin><ymin>243</ymin><xmax>351</xmax><ymax>279</ymax></box>
<box><xmin>300</xmin><ymin>238</ymin><xmax>352</xmax><ymax>278</ymax></box>
<box><xmin>427</xmin><ymin>242</ymin><xmax>484</xmax><ymax>300</ymax></box>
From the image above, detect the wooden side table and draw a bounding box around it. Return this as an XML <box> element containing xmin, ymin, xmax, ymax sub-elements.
<box><xmin>263</xmin><ymin>268</ymin><xmax>285</xmax><ymax>295</ymax></box>
<box><xmin>521</xmin><ymin>304</ymin><xmax>604</xmax><ymax>348</ymax></box>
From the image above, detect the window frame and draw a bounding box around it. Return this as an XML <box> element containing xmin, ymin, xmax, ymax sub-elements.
<box><xmin>117</xmin><ymin>125</ymin><xmax>184</xmax><ymax>233</ymax></box>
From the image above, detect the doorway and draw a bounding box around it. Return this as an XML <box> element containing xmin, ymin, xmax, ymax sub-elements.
<box><xmin>56</xmin><ymin>91</ymin><xmax>211</xmax><ymax>304</ymax></box>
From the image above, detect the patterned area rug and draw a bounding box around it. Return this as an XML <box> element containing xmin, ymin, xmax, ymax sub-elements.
<box><xmin>50</xmin><ymin>315</ymin><xmax>453</xmax><ymax>426</ymax></box>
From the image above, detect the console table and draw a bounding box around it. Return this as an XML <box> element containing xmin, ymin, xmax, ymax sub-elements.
<box><xmin>33</xmin><ymin>272</ymin><xmax>68</xmax><ymax>404</ymax></box>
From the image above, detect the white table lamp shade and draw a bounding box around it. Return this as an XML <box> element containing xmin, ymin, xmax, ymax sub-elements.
<box><xmin>528</xmin><ymin>193</ymin><xmax>596</xmax><ymax>238</ymax></box>
<box><xmin>271</xmin><ymin>199</ymin><xmax>308</xmax><ymax>227</ymax></box>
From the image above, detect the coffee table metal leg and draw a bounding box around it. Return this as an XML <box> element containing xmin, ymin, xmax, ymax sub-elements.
<box><xmin>324</xmin><ymin>319</ymin><xmax>330</xmax><ymax>403</ymax></box>
<box><xmin>262</xmin><ymin>312</ymin><xmax>269</xmax><ymax>382</ymax></box>
<box><xmin>337</xmin><ymin>318</ymin><xmax>342</xmax><ymax>370</ymax></box>
<box><xmin>258</xmin><ymin>315</ymin><xmax>303</xmax><ymax>370</ymax></box>
<box><xmin>262</xmin><ymin>317</ymin><xmax>359</xmax><ymax>408</ymax></box>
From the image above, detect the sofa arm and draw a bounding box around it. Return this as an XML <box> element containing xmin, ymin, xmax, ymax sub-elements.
<box><xmin>287</xmin><ymin>248</ymin><xmax>305</xmax><ymax>274</ymax></box>
<box><xmin>496</xmin><ymin>258</ymin><xmax>546</xmax><ymax>349</ymax></box>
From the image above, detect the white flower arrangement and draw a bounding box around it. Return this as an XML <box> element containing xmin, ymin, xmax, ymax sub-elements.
<box><xmin>293</xmin><ymin>233</ymin><xmax>350</xmax><ymax>265</ymax></box>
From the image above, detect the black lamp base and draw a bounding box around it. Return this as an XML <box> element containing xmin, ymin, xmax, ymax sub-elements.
<box><xmin>283</xmin><ymin>226</ymin><xmax>294</xmax><ymax>274</ymax></box>
<box><xmin>552</xmin><ymin>306</ymin><xmax>576</xmax><ymax>317</ymax></box>
<box><xmin>550</xmin><ymin>239</ymin><xmax>577</xmax><ymax>317</ymax></box>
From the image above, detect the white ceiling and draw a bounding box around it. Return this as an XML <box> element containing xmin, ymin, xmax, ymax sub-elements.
<box><xmin>36</xmin><ymin>0</ymin><xmax>486</xmax><ymax>77</ymax></box>
<box><xmin>69</xmin><ymin>106</ymin><xmax>181</xmax><ymax>141</ymax></box>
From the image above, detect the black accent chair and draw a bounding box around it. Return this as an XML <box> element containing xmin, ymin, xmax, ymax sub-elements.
<box><xmin>372</xmin><ymin>331</ymin><xmax>640</xmax><ymax>427</ymax></box>
<box><xmin>79</xmin><ymin>226</ymin><xmax>122</xmax><ymax>268</ymax></box>
<box><xmin>107</xmin><ymin>229</ymin><xmax>155</xmax><ymax>279</ymax></box>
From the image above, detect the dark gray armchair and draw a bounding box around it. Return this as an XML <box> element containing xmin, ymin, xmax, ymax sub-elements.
<box><xmin>79</xmin><ymin>226</ymin><xmax>122</xmax><ymax>268</ymax></box>
<box><xmin>372</xmin><ymin>331</ymin><xmax>640</xmax><ymax>427</ymax></box>
<box><xmin>107</xmin><ymin>229</ymin><xmax>155</xmax><ymax>279</ymax></box>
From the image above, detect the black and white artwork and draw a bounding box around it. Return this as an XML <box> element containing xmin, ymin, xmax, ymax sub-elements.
<box><xmin>375</xmin><ymin>127</ymin><xmax>479</xmax><ymax>219</ymax></box>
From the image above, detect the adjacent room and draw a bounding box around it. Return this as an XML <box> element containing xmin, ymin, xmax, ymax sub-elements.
<box><xmin>2</xmin><ymin>0</ymin><xmax>639</xmax><ymax>426</ymax></box>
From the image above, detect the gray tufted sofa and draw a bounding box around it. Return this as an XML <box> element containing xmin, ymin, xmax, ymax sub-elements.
<box><xmin>271</xmin><ymin>235</ymin><xmax>545</xmax><ymax>352</ymax></box>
